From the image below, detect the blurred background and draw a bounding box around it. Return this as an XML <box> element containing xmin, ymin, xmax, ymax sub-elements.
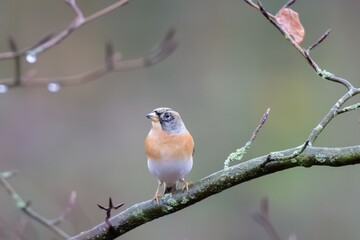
<box><xmin>0</xmin><ymin>0</ymin><xmax>360</xmax><ymax>239</ymax></box>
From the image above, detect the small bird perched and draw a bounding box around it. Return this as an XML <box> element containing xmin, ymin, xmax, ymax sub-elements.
<box><xmin>145</xmin><ymin>107</ymin><xmax>194</xmax><ymax>203</ymax></box>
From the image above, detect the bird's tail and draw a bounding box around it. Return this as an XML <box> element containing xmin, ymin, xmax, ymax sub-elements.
<box><xmin>164</xmin><ymin>183</ymin><xmax>177</xmax><ymax>194</ymax></box>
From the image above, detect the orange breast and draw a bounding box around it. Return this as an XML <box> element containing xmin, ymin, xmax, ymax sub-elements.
<box><xmin>145</xmin><ymin>128</ymin><xmax>194</xmax><ymax>161</ymax></box>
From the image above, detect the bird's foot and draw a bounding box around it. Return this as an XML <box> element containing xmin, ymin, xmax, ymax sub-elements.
<box><xmin>180</xmin><ymin>179</ymin><xmax>192</xmax><ymax>192</ymax></box>
<box><xmin>153</xmin><ymin>192</ymin><xmax>162</xmax><ymax>204</ymax></box>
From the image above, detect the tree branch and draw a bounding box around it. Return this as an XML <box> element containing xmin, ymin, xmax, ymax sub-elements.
<box><xmin>0</xmin><ymin>171</ymin><xmax>73</xmax><ymax>239</ymax></box>
<box><xmin>69</xmin><ymin>145</ymin><xmax>360</xmax><ymax>240</ymax></box>
<box><xmin>0</xmin><ymin>1</ymin><xmax>178</xmax><ymax>90</ymax></box>
<box><xmin>68</xmin><ymin>2</ymin><xmax>360</xmax><ymax>239</ymax></box>
<box><xmin>19</xmin><ymin>29</ymin><xmax>177</xmax><ymax>87</ymax></box>
<box><xmin>244</xmin><ymin>0</ymin><xmax>360</xmax><ymax>162</ymax></box>
<box><xmin>252</xmin><ymin>197</ymin><xmax>283</xmax><ymax>240</ymax></box>
<box><xmin>0</xmin><ymin>0</ymin><xmax>128</xmax><ymax>61</ymax></box>
<box><xmin>251</xmin><ymin>0</ymin><xmax>355</xmax><ymax>91</ymax></box>
<box><xmin>2</xmin><ymin>1</ymin><xmax>359</xmax><ymax>239</ymax></box>
<box><xmin>224</xmin><ymin>108</ymin><xmax>270</xmax><ymax>168</ymax></box>
<box><xmin>253</xmin><ymin>197</ymin><xmax>298</xmax><ymax>240</ymax></box>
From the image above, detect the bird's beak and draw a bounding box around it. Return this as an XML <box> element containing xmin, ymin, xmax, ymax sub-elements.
<box><xmin>146</xmin><ymin>112</ymin><xmax>160</xmax><ymax>122</ymax></box>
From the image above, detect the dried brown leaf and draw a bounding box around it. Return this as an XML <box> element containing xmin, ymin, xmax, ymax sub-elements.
<box><xmin>276</xmin><ymin>7</ymin><xmax>305</xmax><ymax>44</ymax></box>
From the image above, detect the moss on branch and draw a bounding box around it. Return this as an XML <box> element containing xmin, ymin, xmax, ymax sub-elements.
<box><xmin>70</xmin><ymin>145</ymin><xmax>360</xmax><ymax>240</ymax></box>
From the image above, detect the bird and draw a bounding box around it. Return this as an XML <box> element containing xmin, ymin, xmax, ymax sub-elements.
<box><xmin>145</xmin><ymin>107</ymin><xmax>194</xmax><ymax>203</ymax></box>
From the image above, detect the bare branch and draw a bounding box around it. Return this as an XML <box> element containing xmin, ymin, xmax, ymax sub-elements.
<box><xmin>336</xmin><ymin>102</ymin><xmax>360</xmax><ymax>115</ymax></box>
<box><xmin>97</xmin><ymin>198</ymin><xmax>124</xmax><ymax>228</ymax></box>
<box><xmin>0</xmin><ymin>172</ymin><xmax>71</xmax><ymax>239</ymax></box>
<box><xmin>49</xmin><ymin>191</ymin><xmax>77</xmax><ymax>226</ymax></box>
<box><xmin>1</xmin><ymin>29</ymin><xmax>177</xmax><ymax>89</ymax></box>
<box><xmin>0</xmin><ymin>1</ymin><xmax>177</xmax><ymax>91</ymax></box>
<box><xmin>85</xmin><ymin>0</ymin><xmax>129</xmax><ymax>23</ymax></box>
<box><xmin>307</xmin><ymin>29</ymin><xmax>331</xmax><ymax>51</ymax></box>
<box><xmin>243</xmin><ymin>0</ymin><xmax>276</xmax><ymax>19</ymax></box>
<box><xmin>66</xmin><ymin>0</ymin><xmax>85</xmax><ymax>22</ymax></box>
<box><xmin>8</xmin><ymin>37</ymin><xmax>17</xmax><ymax>52</ymax></box>
<box><xmin>32</xmin><ymin>33</ymin><xmax>55</xmax><ymax>49</ymax></box>
<box><xmin>105</xmin><ymin>42</ymin><xmax>115</xmax><ymax>71</ymax></box>
<box><xmin>252</xmin><ymin>197</ymin><xmax>282</xmax><ymax>240</ymax></box>
<box><xmin>251</xmin><ymin>107</ymin><xmax>271</xmax><ymax>141</ymax></box>
<box><xmin>1</xmin><ymin>170</ymin><xmax>18</xmax><ymax>179</ymax></box>
<box><xmin>2</xmin><ymin>2</ymin><xmax>359</xmax><ymax>239</ymax></box>
<box><xmin>69</xmin><ymin>145</ymin><xmax>360</xmax><ymax>240</ymax></box>
<box><xmin>253</xmin><ymin>197</ymin><xmax>298</xmax><ymax>240</ymax></box>
<box><xmin>0</xmin><ymin>0</ymin><xmax>129</xmax><ymax>61</ymax></box>
<box><xmin>15</xmin><ymin>215</ymin><xmax>29</xmax><ymax>240</ymax></box>
<box><xmin>244</xmin><ymin>0</ymin><xmax>360</xmax><ymax>162</ymax></box>
<box><xmin>307</xmin><ymin>88</ymin><xmax>360</xmax><ymax>144</ymax></box>
<box><xmin>144</xmin><ymin>28</ymin><xmax>178</xmax><ymax>66</ymax></box>
<box><xmin>8</xmin><ymin>37</ymin><xmax>22</xmax><ymax>86</ymax></box>
<box><xmin>224</xmin><ymin>108</ymin><xmax>271</xmax><ymax>168</ymax></box>
<box><xmin>282</xmin><ymin>0</ymin><xmax>297</xmax><ymax>9</ymax></box>
<box><xmin>42</xmin><ymin>29</ymin><xmax>173</xmax><ymax>86</ymax></box>
<box><xmin>247</xmin><ymin>0</ymin><xmax>355</xmax><ymax>90</ymax></box>
<box><xmin>266</xmin><ymin>141</ymin><xmax>309</xmax><ymax>164</ymax></box>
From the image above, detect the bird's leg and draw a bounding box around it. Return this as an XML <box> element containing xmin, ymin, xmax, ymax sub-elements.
<box><xmin>179</xmin><ymin>178</ymin><xmax>191</xmax><ymax>192</ymax></box>
<box><xmin>154</xmin><ymin>180</ymin><xmax>163</xmax><ymax>204</ymax></box>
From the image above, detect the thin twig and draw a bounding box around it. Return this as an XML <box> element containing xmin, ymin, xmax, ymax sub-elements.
<box><xmin>247</xmin><ymin>0</ymin><xmax>360</xmax><ymax>164</ymax></box>
<box><xmin>252</xmin><ymin>197</ymin><xmax>282</xmax><ymax>240</ymax></box>
<box><xmin>243</xmin><ymin>0</ymin><xmax>276</xmax><ymax>19</ymax></box>
<box><xmin>282</xmin><ymin>0</ymin><xmax>297</xmax><ymax>9</ymax></box>
<box><xmin>307</xmin><ymin>29</ymin><xmax>331</xmax><ymax>51</ymax></box>
<box><xmin>266</xmin><ymin>141</ymin><xmax>309</xmax><ymax>164</ymax></box>
<box><xmin>2</xmin><ymin>28</ymin><xmax>177</xmax><ymax>88</ymax></box>
<box><xmin>1</xmin><ymin>170</ymin><xmax>18</xmax><ymax>179</ymax></box>
<box><xmin>34</xmin><ymin>29</ymin><xmax>175</xmax><ymax>86</ymax></box>
<box><xmin>251</xmin><ymin>108</ymin><xmax>271</xmax><ymax>141</ymax></box>
<box><xmin>224</xmin><ymin>108</ymin><xmax>270</xmax><ymax>169</ymax></box>
<box><xmin>0</xmin><ymin>1</ymin><xmax>177</xmax><ymax>90</ymax></box>
<box><xmin>15</xmin><ymin>215</ymin><xmax>29</xmax><ymax>240</ymax></box>
<box><xmin>336</xmin><ymin>102</ymin><xmax>360</xmax><ymax>114</ymax></box>
<box><xmin>307</xmin><ymin>88</ymin><xmax>360</xmax><ymax>144</ymax></box>
<box><xmin>8</xmin><ymin>38</ymin><xmax>21</xmax><ymax>86</ymax></box>
<box><xmin>0</xmin><ymin>0</ymin><xmax>128</xmax><ymax>61</ymax></box>
<box><xmin>0</xmin><ymin>214</ymin><xmax>31</xmax><ymax>240</ymax></box>
<box><xmin>66</xmin><ymin>0</ymin><xmax>85</xmax><ymax>22</ymax></box>
<box><xmin>97</xmin><ymin>198</ymin><xmax>124</xmax><ymax>228</ymax></box>
<box><xmin>253</xmin><ymin>197</ymin><xmax>299</xmax><ymax>240</ymax></box>
<box><xmin>85</xmin><ymin>0</ymin><xmax>129</xmax><ymax>23</ymax></box>
<box><xmin>250</xmin><ymin>0</ymin><xmax>354</xmax><ymax>90</ymax></box>
<box><xmin>105</xmin><ymin>42</ymin><xmax>115</xmax><ymax>71</ymax></box>
<box><xmin>49</xmin><ymin>191</ymin><xmax>77</xmax><ymax>226</ymax></box>
<box><xmin>0</xmin><ymin>172</ymin><xmax>71</xmax><ymax>239</ymax></box>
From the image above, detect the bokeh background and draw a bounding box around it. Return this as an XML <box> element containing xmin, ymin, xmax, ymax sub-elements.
<box><xmin>0</xmin><ymin>0</ymin><xmax>360</xmax><ymax>239</ymax></box>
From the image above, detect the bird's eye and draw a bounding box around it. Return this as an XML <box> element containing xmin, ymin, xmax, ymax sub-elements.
<box><xmin>162</xmin><ymin>112</ymin><xmax>172</xmax><ymax>121</ymax></box>
<box><xmin>163</xmin><ymin>112</ymin><xmax>171</xmax><ymax>120</ymax></box>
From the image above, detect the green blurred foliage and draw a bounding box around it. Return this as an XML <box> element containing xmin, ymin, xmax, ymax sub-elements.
<box><xmin>0</xmin><ymin>0</ymin><xmax>359</xmax><ymax>239</ymax></box>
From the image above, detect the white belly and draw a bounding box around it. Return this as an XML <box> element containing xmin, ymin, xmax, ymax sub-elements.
<box><xmin>147</xmin><ymin>157</ymin><xmax>193</xmax><ymax>185</ymax></box>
